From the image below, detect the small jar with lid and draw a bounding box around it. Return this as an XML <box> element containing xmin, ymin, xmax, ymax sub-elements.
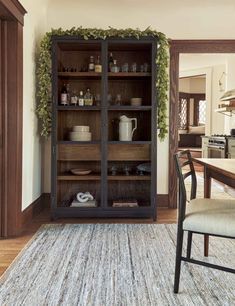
<box><xmin>111</xmin><ymin>60</ymin><xmax>120</xmax><ymax>73</ymax></box>
<box><xmin>88</xmin><ymin>56</ymin><xmax>95</xmax><ymax>71</ymax></box>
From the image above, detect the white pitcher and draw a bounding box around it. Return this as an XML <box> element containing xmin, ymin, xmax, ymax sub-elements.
<box><xmin>119</xmin><ymin>115</ymin><xmax>137</xmax><ymax>141</ymax></box>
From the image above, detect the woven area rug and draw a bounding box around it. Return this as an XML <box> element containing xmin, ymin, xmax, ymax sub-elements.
<box><xmin>0</xmin><ymin>224</ymin><xmax>234</xmax><ymax>306</ymax></box>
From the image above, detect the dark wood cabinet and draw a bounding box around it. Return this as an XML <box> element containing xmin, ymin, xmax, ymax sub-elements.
<box><xmin>51</xmin><ymin>36</ymin><xmax>157</xmax><ymax>220</ymax></box>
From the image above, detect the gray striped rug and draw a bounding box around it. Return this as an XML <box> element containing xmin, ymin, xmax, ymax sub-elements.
<box><xmin>0</xmin><ymin>224</ymin><xmax>234</xmax><ymax>306</ymax></box>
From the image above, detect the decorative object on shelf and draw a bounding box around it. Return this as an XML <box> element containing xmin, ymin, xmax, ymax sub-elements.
<box><xmin>84</xmin><ymin>88</ymin><xmax>93</xmax><ymax>106</ymax></box>
<box><xmin>143</xmin><ymin>62</ymin><xmax>149</xmax><ymax>73</ymax></box>
<box><xmin>88</xmin><ymin>56</ymin><xmax>95</xmax><ymax>71</ymax></box>
<box><xmin>70</xmin><ymin>169</ymin><xmax>92</xmax><ymax>175</ymax></box>
<box><xmin>131</xmin><ymin>62</ymin><xmax>137</xmax><ymax>73</ymax></box>
<box><xmin>115</xmin><ymin>94</ymin><xmax>122</xmax><ymax>105</ymax></box>
<box><xmin>94</xmin><ymin>93</ymin><xmax>101</xmax><ymax>106</ymax></box>
<box><xmin>112</xmin><ymin>199</ymin><xmax>138</xmax><ymax>207</ymax></box>
<box><xmin>69</xmin><ymin>125</ymin><xmax>91</xmax><ymax>141</ymax></box>
<box><xmin>77</xmin><ymin>192</ymin><xmax>94</xmax><ymax>202</ymax></box>
<box><xmin>60</xmin><ymin>83</ymin><xmax>69</xmax><ymax>105</ymax></box>
<box><xmin>110</xmin><ymin>165</ymin><xmax>118</xmax><ymax>176</ymax></box>
<box><xmin>108</xmin><ymin>52</ymin><xmax>114</xmax><ymax>72</ymax></box>
<box><xmin>121</xmin><ymin>63</ymin><xmax>129</xmax><ymax>72</ymax></box>
<box><xmin>71</xmin><ymin>192</ymin><xmax>96</xmax><ymax>207</ymax></box>
<box><xmin>107</xmin><ymin>93</ymin><xmax>112</xmax><ymax>104</ymax></box>
<box><xmin>36</xmin><ymin>27</ymin><xmax>169</xmax><ymax>140</ymax></box>
<box><xmin>123</xmin><ymin>165</ymin><xmax>131</xmax><ymax>176</ymax></box>
<box><xmin>130</xmin><ymin>97</ymin><xmax>142</xmax><ymax>106</ymax></box>
<box><xmin>137</xmin><ymin>163</ymin><xmax>151</xmax><ymax>175</ymax></box>
<box><xmin>70</xmin><ymin>90</ymin><xmax>78</xmax><ymax>106</ymax></box>
<box><xmin>110</xmin><ymin>59</ymin><xmax>120</xmax><ymax>73</ymax></box>
<box><xmin>119</xmin><ymin>115</ymin><xmax>137</xmax><ymax>141</ymax></box>
<box><xmin>94</xmin><ymin>55</ymin><xmax>102</xmax><ymax>73</ymax></box>
<box><xmin>73</xmin><ymin>125</ymin><xmax>90</xmax><ymax>132</ymax></box>
<box><xmin>78</xmin><ymin>91</ymin><xmax>85</xmax><ymax>106</ymax></box>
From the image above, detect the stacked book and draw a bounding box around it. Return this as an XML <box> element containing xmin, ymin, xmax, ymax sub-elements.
<box><xmin>70</xmin><ymin>199</ymin><xmax>97</xmax><ymax>208</ymax></box>
<box><xmin>112</xmin><ymin>199</ymin><xmax>138</xmax><ymax>208</ymax></box>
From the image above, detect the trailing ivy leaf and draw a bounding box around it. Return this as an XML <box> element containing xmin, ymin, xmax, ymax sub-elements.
<box><xmin>36</xmin><ymin>27</ymin><xmax>169</xmax><ymax>140</ymax></box>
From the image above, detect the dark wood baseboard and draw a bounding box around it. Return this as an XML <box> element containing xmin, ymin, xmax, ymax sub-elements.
<box><xmin>21</xmin><ymin>193</ymin><xmax>169</xmax><ymax>227</ymax></box>
<box><xmin>21</xmin><ymin>193</ymin><xmax>50</xmax><ymax>227</ymax></box>
<box><xmin>157</xmin><ymin>194</ymin><xmax>169</xmax><ymax>207</ymax></box>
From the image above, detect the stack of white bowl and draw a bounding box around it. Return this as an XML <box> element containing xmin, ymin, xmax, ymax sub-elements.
<box><xmin>69</xmin><ymin>126</ymin><xmax>92</xmax><ymax>141</ymax></box>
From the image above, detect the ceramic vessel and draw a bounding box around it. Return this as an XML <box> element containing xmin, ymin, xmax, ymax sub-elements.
<box><xmin>69</xmin><ymin>131</ymin><xmax>91</xmax><ymax>141</ymax></box>
<box><xmin>130</xmin><ymin>97</ymin><xmax>142</xmax><ymax>106</ymax></box>
<box><xmin>119</xmin><ymin>115</ymin><xmax>137</xmax><ymax>141</ymax></box>
<box><xmin>73</xmin><ymin>126</ymin><xmax>90</xmax><ymax>132</ymax></box>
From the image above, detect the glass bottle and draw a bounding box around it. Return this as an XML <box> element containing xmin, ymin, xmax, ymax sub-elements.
<box><xmin>111</xmin><ymin>59</ymin><xmax>119</xmax><ymax>73</ymax></box>
<box><xmin>95</xmin><ymin>55</ymin><xmax>102</xmax><ymax>73</ymax></box>
<box><xmin>70</xmin><ymin>90</ymin><xmax>78</xmax><ymax>106</ymax></box>
<box><xmin>88</xmin><ymin>56</ymin><xmax>95</xmax><ymax>71</ymax></box>
<box><xmin>66</xmin><ymin>84</ymin><xmax>71</xmax><ymax>102</ymax></box>
<box><xmin>108</xmin><ymin>52</ymin><xmax>114</xmax><ymax>72</ymax></box>
<box><xmin>78</xmin><ymin>91</ymin><xmax>84</xmax><ymax>106</ymax></box>
<box><xmin>84</xmin><ymin>88</ymin><xmax>93</xmax><ymax>106</ymax></box>
<box><xmin>60</xmin><ymin>83</ymin><xmax>68</xmax><ymax>105</ymax></box>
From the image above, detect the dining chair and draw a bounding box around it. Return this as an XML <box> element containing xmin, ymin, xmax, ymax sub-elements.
<box><xmin>174</xmin><ymin>150</ymin><xmax>235</xmax><ymax>293</ymax></box>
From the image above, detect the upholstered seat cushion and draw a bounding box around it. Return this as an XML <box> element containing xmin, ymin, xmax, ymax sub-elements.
<box><xmin>183</xmin><ymin>198</ymin><xmax>235</xmax><ymax>237</ymax></box>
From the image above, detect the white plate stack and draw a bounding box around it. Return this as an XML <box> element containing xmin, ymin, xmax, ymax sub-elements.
<box><xmin>69</xmin><ymin>126</ymin><xmax>92</xmax><ymax>141</ymax></box>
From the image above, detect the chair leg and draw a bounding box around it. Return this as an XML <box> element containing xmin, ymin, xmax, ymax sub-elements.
<box><xmin>174</xmin><ymin>228</ymin><xmax>184</xmax><ymax>293</ymax></box>
<box><xmin>187</xmin><ymin>231</ymin><xmax>193</xmax><ymax>259</ymax></box>
<box><xmin>204</xmin><ymin>234</ymin><xmax>209</xmax><ymax>257</ymax></box>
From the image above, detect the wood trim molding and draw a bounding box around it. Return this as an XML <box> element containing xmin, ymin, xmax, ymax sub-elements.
<box><xmin>0</xmin><ymin>1</ymin><xmax>26</xmax><ymax>237</ymax></box>
<box><xmin>169</xmin><ymin>39</ymin><xmax>235</xmax><ymax>209</ymax></box>
<box><xmin>157</xmin><ymin>194</ymin><xmax>169</xmax><ymax>207</ymax></box>
<box><xmin>0</xmin><ymin>0</ymin><xmax>27</xmax><ymax>25</ymax></box>
<box><xmin>21</xmin><ymin>193</ymin><xmax>50</xmax><ymax>228</ymax></box>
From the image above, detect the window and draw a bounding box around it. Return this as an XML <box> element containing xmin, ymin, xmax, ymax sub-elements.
<box><xmin>179</xmin><ymin>97</ymin><xmax>188</xmax><ymax>129</ymax></box>
<box><xmin>198</xmin><ymin>100</ymin><xmax>206</xmax><ymax>125</ymax></box>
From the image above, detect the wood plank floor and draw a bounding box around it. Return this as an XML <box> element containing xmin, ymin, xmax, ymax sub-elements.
<box><xmin>0</xmin><ymin>208</ymin><xmax>177</xmax><ymax>277</ymax></box>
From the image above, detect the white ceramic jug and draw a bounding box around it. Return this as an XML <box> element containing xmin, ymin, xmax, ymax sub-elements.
<box><xmin>119</xmin><ymin>115</ymin><xmax>137</xmax><ymax>141</ymax></box>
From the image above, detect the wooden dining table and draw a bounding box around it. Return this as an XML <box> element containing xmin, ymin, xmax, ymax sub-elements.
<box><xmin>193</xmin><ymin>158</ymin><xmax>235</xmax><ymax>198</ymax></box>
<box><xmin>192</xmin><ymin>158</ymin><xmax>235</xmax><ymax>256</ymax></box>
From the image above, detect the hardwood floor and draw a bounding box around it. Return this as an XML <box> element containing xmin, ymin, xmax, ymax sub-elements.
<box><xmin>0</xmin><ymin>207</ymin><xmax>177</xmax><ymax>277</ymax></box>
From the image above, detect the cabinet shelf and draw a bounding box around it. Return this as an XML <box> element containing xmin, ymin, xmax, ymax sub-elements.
<box><xmin>57</xmin><ymin>106</ymin><xmax>101</xmax><ymax>111</ymax></box>
<box><xmin>58</xmin><ymin>141</ymin><xmax>100</xmax><ymax>145</ymax></box>
<box><xmin>108</xmin><ymin>175</ymin><xmax>150</xmax><ymax>181</ymax></box>
<box><xmin>108</xmin><ymin>141</ymin><xmax>151</xmax><ymax>144</ymax></box>
<box><xmin>57</xmin><ymin>175</ymin><xmax>101</xmax><ymax>181</ymax></box>
<box><xmin>58</xmin><ymin>72</ymin><xmax>101</xmax><ymax>78</ymax></box>
<box><xmin>108</xmin><ymin>72</ymin><xmax>151</xmax><ymax>78</ymax></box>
<box><xmin>108</xmin><ymin>106</ymin><xmax>151</xmax><ymax>111</ymax></box>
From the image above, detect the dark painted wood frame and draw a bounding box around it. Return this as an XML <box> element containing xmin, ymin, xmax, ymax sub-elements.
<box><xmin>174</xmin><ymin>150</ymin><xmax>235</xmax><ymax>294</ymax></box>
<box><xmin>169</xmin><ymin>40</ymin><xmax>235</xmax><ymax>208</ymax></box>
<box><xmin>51</xmin><ymin>36</ymin><xmax>158</xmax><ymax>220</ymax></box>
<box><xmin>0</xmin><ymin>0</ymin><xmax>26</xmax><ymax>237</ymax></box>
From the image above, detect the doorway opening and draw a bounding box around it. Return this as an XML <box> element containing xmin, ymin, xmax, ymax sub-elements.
<box><xmin>169</xmin><ymin>41</ymin><xmax>235</xmax><ymax>208</ymax></box>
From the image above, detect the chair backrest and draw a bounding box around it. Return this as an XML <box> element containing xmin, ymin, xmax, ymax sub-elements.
<box><xmin>174</xmin><ymin>150</ymin><xmax>197</xmax><ymax>221</ymax></box>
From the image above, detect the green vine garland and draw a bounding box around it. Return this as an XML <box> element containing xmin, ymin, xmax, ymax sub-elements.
<box><xmin>36</xmin><ymin>27</ymin><xmax>169</xmax><ymax>140</ymax></box>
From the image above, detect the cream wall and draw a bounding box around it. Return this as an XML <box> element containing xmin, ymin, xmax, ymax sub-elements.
<box><xmin>21</xmin><ymin>0</ymin><xmax>48</xmax><ymax>210</ymax></box>
<box><xmin>21</xmin><ymin>0</ymin><xmax>235</xmax><ymax>208</ymax></box>
<box><xmin>225</xmin><ymin>56</ymin><xmax>235</xmax><ymax>134</ymax></box>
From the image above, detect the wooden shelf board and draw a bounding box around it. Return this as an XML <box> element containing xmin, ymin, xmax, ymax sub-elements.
<box><xmin>57</xmin><ymin>106</ymin><xmax>101</xmax><ymax>111</ymax></box>
<box><xmin>58</xmin><ymin>72</ymin><xmax>101</xmax><ymax>78</ymax></box>
<box><xmin>108</xmin><ymin>106</ymin><xmax>152</xmax><ymax>111</ymax></box>
<box><xmin>58</xmin><ymin>141</ymin><xmax>100</xmax><ymax>144</ymax></box>
<box><xmin>108</xmin><ymin>72</ymin><xmax>151</xmax><ymax>78</ymax></box>
<box><xmin>57</xmin><ymin>175</ymin><xmax>101</xmax><ymax>181</ymax></box>
<box><xmin>108</xmin><ymin>175</ymin><xmax>150</xmax><ymax>180</ymax></box>
<box><xmin>108</xmin><ymin>141</ymin><xmax>151</xmax><ymax>144</ymax></box>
